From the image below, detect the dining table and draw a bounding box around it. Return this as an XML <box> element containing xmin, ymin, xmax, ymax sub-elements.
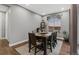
<box><xmin>35</xmin><ymin>32</ymin><xmax>52</xmax><ymax>55</ymax></box>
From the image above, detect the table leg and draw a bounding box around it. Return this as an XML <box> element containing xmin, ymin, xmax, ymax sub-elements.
<box><xmin>29</xmin><ymin>40</ymin><xmax>31</xmax><ymax>52</ymax></box>
<box><xmin>43</xmin><ymin>38</ymin><xmax>47</xmax><ymax>55</ymax></box>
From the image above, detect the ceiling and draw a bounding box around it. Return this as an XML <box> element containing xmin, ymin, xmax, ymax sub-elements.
<box><xmin>19</xmin><ymin>4</ymin><xmax>70</xmax><ymax>16</ymax></box>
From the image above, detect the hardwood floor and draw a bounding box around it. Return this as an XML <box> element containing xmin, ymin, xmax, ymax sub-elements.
<box><xmin>59</xmin><ymin>41</ymin><xmax>70</xmax><ymax>55</ymax></box>
<box><xmin>0</xmin><ymin>46</ymin><xmax>20</xmax><ymax>55</ymax></box>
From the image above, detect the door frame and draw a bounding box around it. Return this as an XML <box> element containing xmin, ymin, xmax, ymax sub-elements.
<box><xmin>69</xmin><ymin>4</ymin><xmax>77</xmax><ymax>55</ymax></box>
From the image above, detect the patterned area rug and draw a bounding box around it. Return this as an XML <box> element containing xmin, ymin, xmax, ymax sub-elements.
<box><xmin>15</xmin><ymin>40</ymin><xmax>63</xmax><ymax>55</ymax></box>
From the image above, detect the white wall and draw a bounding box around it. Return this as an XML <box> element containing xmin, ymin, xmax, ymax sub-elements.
<box><xmin>7</xmin><ymin>5</ymin><xmax>42</xmax><ymax>44</ymax></box>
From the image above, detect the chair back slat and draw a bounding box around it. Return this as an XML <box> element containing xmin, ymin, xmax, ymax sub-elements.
<box><xmin>28</xmin><ymin>33</ymin><xmax>36</xmax><ymax>46</ymax></box>
<box><xmin>49</xmin><ymin>32</ymin><xmax>57</xmax><ymax>41</ymax></box>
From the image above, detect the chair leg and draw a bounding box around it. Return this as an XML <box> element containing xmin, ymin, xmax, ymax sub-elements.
<box><xmin>50</xmin><ymin>41</ymin><xmax>52</xmax><ymax>52</ymax></box>
<box><xmin>29</xmin><ymin>48</ymin><xmax>31</xmax><ymax>52</ymax></box>
<box><xmin>52</xmin><ymin>42</ymin><xmax>55</xmax><ymax>48</ymax></box>
<box><xmin>55</xmin><ymin>40</ymin><xmax>57</xmax><ymax>44</ymax></box>
<box><xmin>29</xmin><ymin>44</ymin><xmax>31</xmax><ymax>52</ymax></box>
<box><xmin>29</xmin><ymin>45</ymin><xmax>31</xmax><ymax>52</ymax></box>
<box><xmin>50</xmin><ymin>45</ymin><xmax>52</xmax><ymax>52</ymax></box>
<box><xmin>34</xmin><ymin>47</ymin><xmax>37</xmax><ymax>55</ymax></box>
<box><xmin>29</xmin><ymin>40</ymin><xmax>31</xmax><ymax>52</ymax></box>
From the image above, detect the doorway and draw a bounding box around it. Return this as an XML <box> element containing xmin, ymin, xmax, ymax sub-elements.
<box><xmin>0</xmin><ymin>11</ymin><xmax>6</xmax><ymax>38</ymax></box>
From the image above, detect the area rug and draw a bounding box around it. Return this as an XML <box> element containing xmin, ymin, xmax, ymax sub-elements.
<box><xmin>15</xmin><ymin>40</ymin><xmax>63</xmax><ymax>55</ymax></box>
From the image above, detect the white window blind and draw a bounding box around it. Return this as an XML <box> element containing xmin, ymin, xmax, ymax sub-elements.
<box><xmin>48</xmin><ymin>16</ymin><xmax>62</xmax><ymax>26</ymax></box>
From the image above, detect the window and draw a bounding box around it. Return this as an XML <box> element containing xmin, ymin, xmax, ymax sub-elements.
<box><xmin>48</xmin><ymin>15</ymin><xmax>62</xmax><ymax>27</ymax></box>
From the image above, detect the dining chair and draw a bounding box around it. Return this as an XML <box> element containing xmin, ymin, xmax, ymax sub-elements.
<box><xmin>47</xmin><ymin>33</ymin><xmax>53</xmax><ymax>52</ymax></box>
<box><xmin>52</xmin><ymin>32</ymin><xmax>57</xmax><ymax>48</ymax></box>
<box><xmin>28</xmin><ymin>33</ymin><xmax>44</xmax><ymax>55</ymax></box>
<box><xmin>47</xmin><ymin>32</ymin><xmax>57</xmax><ymax>49</ymax></box>
<box><xmin>36</xmin><ymin>28</ymin><xmax>40</xmax><ymax>32</ymax></box>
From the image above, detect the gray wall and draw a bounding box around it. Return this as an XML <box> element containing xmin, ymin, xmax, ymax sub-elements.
<box><xmin>7</xmin><ymin>5</ymin><xmax>42</xmax><ymax>44</ymax></box>
<box><xmin>77</xmin><ymin>5</ymin><xmax>79</xmax><ymax>44</ymax></box>
<box><xmin>61</xmin><ymin>11</ymin><xmax>69</xmax><ymax>35</ymax></box>
<box><xmin>57</xmin><ymin>11</ymin><xmax>69</xmax><ymax>37</ymax></box>
<box><xmin>0</xmin><ymin>5</ymin><xmax>8</xmax><ymax>12</ymax></box>
<box><xmin>0</xmin><ymin>5</ymin><xmax>8</xmax><ymax>38</ymax></box>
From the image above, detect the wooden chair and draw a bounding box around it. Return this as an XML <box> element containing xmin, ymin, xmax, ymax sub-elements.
<box><xmin>47</xmin><ymin>32</ymin><xmax>57</xmax><ymax>50</ymax></box>
<box><xmin>28</xmin><ymin>33</ymin><xmax>44</xmax><ymax>55</ymax></box>
<box><xmin>52</xmin><ymin>32</ymin><xmax>57</xmax><ymax>48</ymax></box>
<box><xmin>47</xmin><ymin>33</ymin><xmax>53</xmax><ymax>52</ymax></box>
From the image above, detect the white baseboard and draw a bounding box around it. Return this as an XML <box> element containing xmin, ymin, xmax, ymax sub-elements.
<box><xmin>9</xmin><ymin>39</ymin><xmax>28</xmax><ymax>47</ymax></box>
<box><xmin>57</xmin><ymin>37</ymin><xmax>64</xmax><ymax>41</ymax></box>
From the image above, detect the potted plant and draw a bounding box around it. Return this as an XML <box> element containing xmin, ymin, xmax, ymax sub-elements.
<box><xmin>63</xmin><ymin>31</ymin><xmax>69</xmax><ymax>42</ymax></box>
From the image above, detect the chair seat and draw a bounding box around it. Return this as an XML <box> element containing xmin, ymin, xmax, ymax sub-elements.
<box><xmin>36</xmin><ymin>42</ymin><xmax>44</xmax><ymax>50</ymax></box>
<box><xmin>36</xmin><ymin>42</ymin><xmax>43</xmax><ymax>45</ymax></box>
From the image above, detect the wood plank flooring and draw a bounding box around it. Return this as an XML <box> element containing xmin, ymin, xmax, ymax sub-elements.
<box><xmin>59</xmin><ymin>41</ymin><xmax>70</xmax><ymax>55</ymax></box>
